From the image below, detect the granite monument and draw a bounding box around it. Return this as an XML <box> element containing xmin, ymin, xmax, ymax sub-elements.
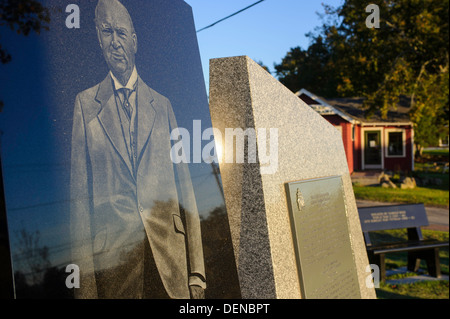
<box><xmin>209</xmin><ymin>56</ymin><xmax>376</xmax><ymax>299</ymax></box>
<box><xmin>0</xmin><ymin>0</ymin><xmax>240</xmax><ymax>299</ymax></box>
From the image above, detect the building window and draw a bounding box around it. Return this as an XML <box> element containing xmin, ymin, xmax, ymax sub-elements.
<box><xmin>386</xmin><ymin>130</ymin><xmax>405</xmax><ymax>157</ymax></box>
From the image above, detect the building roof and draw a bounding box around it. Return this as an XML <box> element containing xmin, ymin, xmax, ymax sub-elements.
<box><xmin>297</xmin><ymin>89</ymin><xmax>413</xmax><ymax>126</ymax></box>
<box><xmin>296</xmin><ymin>89</ymin><xmax>357</xmax><ymax>124</ymax></box>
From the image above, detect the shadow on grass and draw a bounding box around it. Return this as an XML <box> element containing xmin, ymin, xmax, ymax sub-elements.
<box><xmin>376</xmin><ymin>289</ymin><xmax>421</xmax><ymax>299</ymax></box>
<box><xmin>376</xmin><ymin>280</ymin><xmax>449</xmax><ymax>299</ymax></box>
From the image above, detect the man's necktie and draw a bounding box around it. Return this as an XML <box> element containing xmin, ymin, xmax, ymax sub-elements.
<box><xmin>118</xmin><ymin>87</ymin><xmax>137</xmax><ymax>171</ymax></box>
<box><xmin>119</xmin><ymin>88</ymin><xmax>132</xmax><ymax>118</ymax></box>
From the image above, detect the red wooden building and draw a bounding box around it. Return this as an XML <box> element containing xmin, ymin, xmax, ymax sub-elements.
<box><xmin>297</xmin><ymin>89</ymin><xmax>415</xmax><ymax>173</ymax></box>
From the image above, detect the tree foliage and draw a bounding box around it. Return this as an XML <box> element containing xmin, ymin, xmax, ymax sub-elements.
<box><xmin>0</xmin><ymin>0</ymin><xmax>50</xmax><ymax>63</ymax></box>
<box><xmin>275</xmin><ymin>0</ymin><xmax>449</xmax><ymax>150</ymax></box>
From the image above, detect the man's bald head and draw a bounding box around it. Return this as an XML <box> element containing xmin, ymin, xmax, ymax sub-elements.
<box><xmin>95</xmin><ymin>0</ymin><xmax>135</xmax><ymax>34</ymax></box>
<box><xmin>94</xmin><ymin>0</ymin><xmax>137</xmax><ymax>85</ymax></box>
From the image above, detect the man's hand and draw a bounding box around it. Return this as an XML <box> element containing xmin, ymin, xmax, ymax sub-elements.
<box><xmin>189</xmin><ymin>285</ymin><xmax>205</xmax><ymax>299</ymax></box>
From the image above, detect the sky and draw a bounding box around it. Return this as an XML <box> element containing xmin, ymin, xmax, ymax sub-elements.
<box><xmin>184</xmin><ymin>0</ymin><xmax>344</xmax><ymax>88</ymax></box>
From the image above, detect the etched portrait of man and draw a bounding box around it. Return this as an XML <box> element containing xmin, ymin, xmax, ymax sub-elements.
<box><xmin>70</xmin><ymin>0</ymin><xmax>206</xmax><ymax>299</ymax></box>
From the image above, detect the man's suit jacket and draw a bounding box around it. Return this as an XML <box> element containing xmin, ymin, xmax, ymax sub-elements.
<box><xmin>70</xmin><ymin>73</ymin><xmax>205</xmax><ymax>299</ymax></box>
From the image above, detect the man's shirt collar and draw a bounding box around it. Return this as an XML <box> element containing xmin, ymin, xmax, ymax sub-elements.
<box><xmin>110</xmin><ymin>66</ymin><xmax>138</xmax><ymax>91</ymax></box>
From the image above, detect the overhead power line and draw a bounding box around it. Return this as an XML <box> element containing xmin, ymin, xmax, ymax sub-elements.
<box><xmin>196</xmin><ymin>0</ymin><xmax>266</xmax><ymax>33</ymax></box>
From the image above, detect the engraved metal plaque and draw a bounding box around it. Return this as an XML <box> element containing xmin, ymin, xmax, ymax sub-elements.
<box><xmin>286</xmin><ymin>176</ymin><xmax>361</xmax><ymax>299</ymax></box>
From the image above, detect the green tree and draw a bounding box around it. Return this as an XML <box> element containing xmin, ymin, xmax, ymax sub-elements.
<box><xmin>275</xmin><ymin>0</ymin><xmax>449</xmax><ymax>153</ymax></box>
<box><xmin>274</xmin><ymin>36</ymin><xmax>338</xmax><ymax>97</ymax></box>
<box><xmin>409</xmin><ymin>62</ymin><xmax>449</xmax><ymax>155</ymax></box>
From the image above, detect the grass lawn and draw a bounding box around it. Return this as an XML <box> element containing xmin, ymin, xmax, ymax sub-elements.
<box><xmin>377</xmin><ymin>280</ymin><xmax>449</xmax><ymax>299</ymax></box>
<box><xmin>371</xmin><ymin>229</ymin><xmax>449</xmax><ymax>299</ymax></box>
<box><xmin>353</xmin><ymin>154</ymin><xmax>449</xmax><ymax>207</ymax></box>
<box><xmin>423</xmin><ymin>148</ymin><xmax>449</xmax><ymax>157</ymax></box>
<box><xmin>353</xmin><ymin>185</ymin><xmax>449</xmax><ymax>208</ymax></box>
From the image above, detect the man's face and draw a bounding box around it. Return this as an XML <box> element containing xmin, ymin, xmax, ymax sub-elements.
<box><xmin>96</xmin><ymin>7</ymin><xmax>137</xmax><ymax>82</ymax></box>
